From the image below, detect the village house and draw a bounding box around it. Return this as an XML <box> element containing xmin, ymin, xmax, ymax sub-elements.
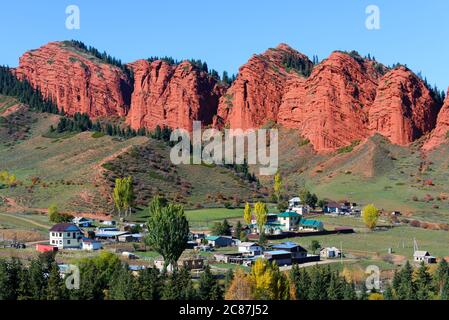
<box><xmin>288</xmin><ymin>197</ymin><xmax>309</xmax><ymax>215</ymax></box>
<box><xmin>99</xmin><ymin>220</ymin><xmax>116</xmax><ymax>226</ymax></box>
<box><xmin>95</xmin><ymin>229</ymin><xmax>129</xmax><ymax>241</ymax></box>
<box><xmin>238</xmin><ymin>242</ymin><xmax>263</xmax><ymax>256</ymax></box>
<box><xmin>299</xmin><ymin>219</ymin><xmax>324</xmax><ymax>231</ymax></box>
<box><xmin>205</xmin><ymin>235</ymin><xmax>235</xmax><ymax>248</ymax></box>
<box><xmin>263</xmin><ymin>250</ymin><xmax>292</xmax><ymax>266</ymax></box>
<box><xmin>413</xmin><ymin>251</ymin><xmax>436</xmax><ymax>264</ymax></box>
<box><xmin>49</xmin><ymin>223</ymin><xmax>83</xmax><ymax>249</ymax></box>
<box><xmin>320</xmin><ymin>247</ymin><xmax>342</xmax><ymax>259</ymax></box>
<box><xmin>277</xmin><ymin>211</ymin><xmax>301</xmax><ymax>231</ymax></box>
<box><xmin>72</xmin><ymin>217</ymin><xmax>93</xmax><ymax>228</ymax></box>
<box><xmin>81</xmin><ymin>238</ymin><xmax>102</xmax><ymax>251</ymax></box>
<box><xmin>272</xmin><ymin>242</ymin><xmax>308</xmax><ymax>260</ymax></box>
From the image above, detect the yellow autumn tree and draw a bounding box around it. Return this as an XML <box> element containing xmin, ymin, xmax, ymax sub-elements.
<box><xmin>362</xmin><ymin>204</ymin><xmax>379</xmax><ymax>230</ymax></box>
<box><xmin>273</xmin><ymin>171</ymin><xmax>282</xmax><ymax>202</ymax></box>
<box><xmin>250</xmin><ymin>259</ymin><xmax>290</xmax><ymax>300</ymax></box>
<box><xmin>368</xmin><ymin>293</ymin><xmax>384</xmax><ymax>300</ymax></box>
<box><xmin>243</xmin><ymin>202</ymin><xmax>252</xmax><ymax>225</ymax></box>
<box><xmin>254</xmin><ymin>202</ymin><xmax>268</xmax><ymax>235</ymax></box>
<box><xmin>224</xmin><ymin>268</ymin><xmax>255</xmax><ymax>300</ymax></box>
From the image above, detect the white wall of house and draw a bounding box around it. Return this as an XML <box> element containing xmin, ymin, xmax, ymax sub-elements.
<box><xmin>50</xmin><ymin>231</ymin><xmax>82</xmax><ymax>249</ymax></box>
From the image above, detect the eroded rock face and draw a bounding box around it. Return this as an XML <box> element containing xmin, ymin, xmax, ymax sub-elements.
<box><xmin>423</xmin><ymin>90</ymin><xmax>449</xmax><ymax>151</ymax></box>
<box><xmin>278</xmin><ymin>51</ymin><xmax>382</xmax><ymax>151</ymax></box>
<box><xmin>217</xmin><ymin>47</ymin><xmax>440</xmax><ymax>152</ymax></box>
<box><xmin>214</xmin><ymin>43</ymin><xmax>313</xmax><ymax>130</ymax></box>
<box><xmin>15</xmin><ymin>41</ymin><xmax>133</xmax><ymax>117</ymax></box>
<box><xmin>368</xmin><ymin>67</ymin><xmax>440</xmax><ymax>146</ymax></box>
<box><xmin>126</xmin><ymin>60</ymin><xmax>225</xmax><ymax>131</ymax></box>
<box><xmin>14</xmin><ymin>41</ymin><xmax>444</xmax><ymax>152</ymax></box>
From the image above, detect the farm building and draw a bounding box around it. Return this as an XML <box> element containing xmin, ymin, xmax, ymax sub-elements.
<box><xmin>95</xmin><ymin>230</ymin><xmax>129</xmax><ymax>241</ymax></box>
<box><xmin>49</xmin><ymin>223</ymin><xmax>83</xmax><ymax>249</ymax></box>
<box><xmin>81</xmin><ymin>238</ymin><xmax>102</xmax><ymax>251</ymax></box>
<box><xmin>299</xmin><ymin>219</ymin><xmax>324</xmax><ymax>231</ymax></box>
<box><xmin>320</xmin><ymin>247</ymin><xmax>342</xmax><ymax>258</ymax></box>
<box><xmin>414</xmin><ymin>251</ymin><xmax>436</xmax><ymax>264</ymax></box>
<box><xmin>263</xmin><ymin>250</ymin><xmax>292</xmax><ymax>266</ymax></box>
<box><xmin>205</xmin><ymin>235</ymin><xmax>235</xmax><ymax>247</ymax></box>
<box><xmin>238</xmin><ymin>242</ymin><xmax>263</xmax><ymax>256</ymax></box>
<box><xmin>72</xmin><ymin>217</ymin><xmax>93</xmax><ymax>227</ymax></box>
<box><xmin>272</xmin><ymin>242</ymin><xmax>307</xmax><ymax>260</ymax></box>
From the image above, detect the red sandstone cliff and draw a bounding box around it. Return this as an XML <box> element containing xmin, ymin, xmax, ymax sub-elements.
<box><xmin>15</xmin><ymin>41</ymin><xmax>132</xmax><ymax>117</ymax></box>
<box><xmin>13</xmin><ymin>41</ymin><xmax>445</xmax><ymax>152</ymax></box>
<box><xmin>278</xmin><ymin>51</ymin><xmax>383</xmax><ymax>151</ymax></box>
<box><xmin>423</xmin><ymin>91</ymin><xmax>449</xmax><ymax>151</ymax></box>
<box><xmin>368</xmin><ymin>67</ymin><xmax>439</xmax><ymax>146</ymax></box>
<box><xmin>126</xmin><ymin>59</ymin><xmax>225</xmax><ymax>131</ymax></box>
<box><xmin>214</xmin><ymin>43</ymin><xmax>313</xmax><ymax>130</ymax></box>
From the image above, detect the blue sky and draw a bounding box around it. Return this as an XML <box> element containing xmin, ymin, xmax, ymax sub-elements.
<box><xmin>2</xmin><ymin>0</ymin><xmax>448</xmax><ymax>90</ymax></box>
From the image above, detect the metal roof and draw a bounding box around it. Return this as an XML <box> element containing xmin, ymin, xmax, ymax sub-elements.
<box><xmin>272</xmin><ymin>242</ymin><xmax>307</xmax><ymax>251</ymax></box>
<box><xmin>278</xmin><ymin>211</ymin><xmax>301</xmax><ymax>218</ymax></box>
<box><xmin>50</xmin><ymin>223</ymin><xmax>82</xmax><ymax>232</ymax></box>
<box><xmin>264</xmin><ymin>250</ymin><xmax>291</xmax><ymax>256</ymax></box>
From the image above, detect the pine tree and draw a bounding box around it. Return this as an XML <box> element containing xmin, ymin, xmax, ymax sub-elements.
<box><xmin>198</xmin><ymin>266</ymin><xmax>219</xmax><ymax>300</ymax></box>
<box><xmin>397</xmin><ymin>261</ymin><xmax>415</xmax><ymax>300</ymax></box>
<box><xmin>46</xmin><ymin>262</ymin><xmax>67</xmax><ymax>300</ymax></box>
<box><xmin>435</xmin><ymin>258</ymin><xmax>449</xmax><ymax>297</ymax></box>
<box><xmin>136</xmin><ymin>267</ymin><xmax>161</xmax><ymax>300</ymax></box>
<box><xmin>28</xmin><ymin>258</ymin><xmax>47</xmax><ymax>300</ymax></box>
<box><xmin>108</xmin><ymin>265</ymin><xmax>137</xmax><ymax>300</ymax></box>
<box><xmin>415</xmin><ymin>262</ymin><xmax>432</xmax><ymax>300</ymax></box>
<box><xmin>290</xmin><ymin>266</ymin><xmax>310</xmax><ymax>300</ymax></box>
<box><xmin>224</xmin><ymin>269</ymin><xmax>234</xmax><ymax>292</ymax></box>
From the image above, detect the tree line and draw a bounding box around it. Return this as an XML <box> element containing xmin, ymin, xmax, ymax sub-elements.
<box><xmin>0</xmin><ymin>66</ymin><xmax>59</xmax><ymax>114</ymax></box>
<box><xmin>64</xmin><ymin>40</ymin><xmax>134</xmax><ymax>82</ymax></box>
<box><xmin>384</xmin><ymin>260</ymin><xmax>449</xmax><ymax>300</ymax></box>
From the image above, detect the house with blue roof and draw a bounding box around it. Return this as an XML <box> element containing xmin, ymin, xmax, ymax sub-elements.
<box><xmin>263</xmin><ymin>250</ymin><xmax>292</xmax><ymax>266</ymax></box>
<box><xmin>272</xmin><ymin>242</ymin><xmax>308</xmax><ymax>259</ymax></box>
<box><xmin>206</xmin><ymin>235</ymin><xmax>235</xmax><ymax>248</ymax></box>
<box><xmin>49</xmin><ymin>223</ymin><xmax>83</xmax><ymax>249</ymax></box>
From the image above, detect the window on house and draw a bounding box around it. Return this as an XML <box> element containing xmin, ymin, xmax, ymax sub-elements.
<box><xmin>67</xmin><ymin>232</ymin><xmax>71</xmax><ymax>237</ymax></box>
<box><xmin>67</xmin><ymin>240</ymin><xmax>71</xmax><ymax>244</ymax></box>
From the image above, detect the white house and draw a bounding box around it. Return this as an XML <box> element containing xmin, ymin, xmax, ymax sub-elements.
<box><xmin>81</xmin><ymin>238</ymin><xmax>102</xmax><ymax>251</ymax></box>
<box><xmin>288</xmin><ymin>197</ymin><xmax>309</xmax><ymax>215</ymax></box>
<box><xmin>49</xmin><ymin>223</ymin><xmax>83</xmax><ymax>249</ymax></box>
<box><xmin>288</xmin><ymin>197</ymin><xmax>301</xmax><ymax>207</ymax></box>
<box><xmin>320</xmin><ymin>247</ymin><xmax>342</xmax><ymax>259</ymax></box>
<box><xmin>72</xmin><ymin>217</ymin><xmax>93</xmax><ymax>227</ymax></box>
<box><xmin>277</xmin><ymin>211</ymin><xmax>302</xmax><ymax>231</ymax></box>
<box><xmin>414</xmin><ymin>251</ymin><xmax>436</xmax><ymax>264</ymax></box>
<box><xmin>238</xmin><ymin>242</ymin><xmax>263</xmax><ymax>256</ymax></box>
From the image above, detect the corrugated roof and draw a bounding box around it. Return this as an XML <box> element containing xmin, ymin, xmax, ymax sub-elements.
<box><xmin>264</xmin><ymin>250</ymin><xmax>291</xmax><ymax>256</ymax></box>
<box><xmin>272</xmin><ymin>242</ymin><xmax>307</xmax><ymax>251</ymax></box>
<box><xmin>278</xmin><ymin>211</ymin><xmax>301</xmax><ymax>218</ymax></box>
<box><xmin>301</xmin><ymin>219</ymin><xmax>323</xmax><ymax>227</ymax></box>
<box><xmin>50</xmin><ymin>223</ymin><xmax>81</xmax><ymax>232</ymax></box>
